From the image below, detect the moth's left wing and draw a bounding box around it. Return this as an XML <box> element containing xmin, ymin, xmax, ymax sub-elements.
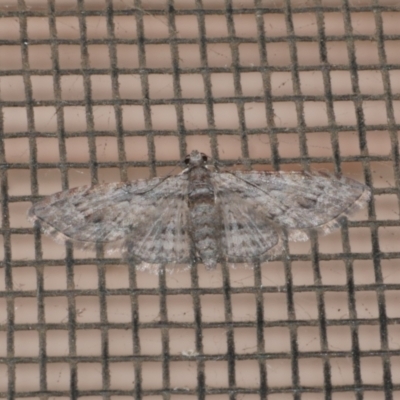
<box><xmin>29</xmin><ymin>175</ymin><xmax>192</xmax><ymax>263</ymax></box>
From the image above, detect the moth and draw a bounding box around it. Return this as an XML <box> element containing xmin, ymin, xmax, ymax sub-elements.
<box><xmin>29</xmin><ymin>150</ymin><xmax>370</xmax><ymax>270</ymax></box>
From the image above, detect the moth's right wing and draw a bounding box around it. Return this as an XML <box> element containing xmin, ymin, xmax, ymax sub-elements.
<box><xmin>230</xmin><ymin>170</ymin><xmax>370</xmax><ymax>241</ymax></box>
<box><xmin>213</xmin><ymin>169</ymin><xmax>370</xmax><ymax>250</ymax></box>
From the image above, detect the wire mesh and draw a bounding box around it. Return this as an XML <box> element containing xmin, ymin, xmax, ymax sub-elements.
<box><xmin>0</xmin><ymin>0</ymin><xmax>400</xmax><ymax>399</ymax></box>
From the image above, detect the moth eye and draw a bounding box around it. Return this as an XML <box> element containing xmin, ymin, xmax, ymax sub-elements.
<box><xmin>184</xmin><ymin>155</ymin><xmax>190</xmax><ymax>164</ymax></box>
<box><xmin>201</xmin><ymin>154</ymin><xmax>208</xmax><ymax>162</ymax></box>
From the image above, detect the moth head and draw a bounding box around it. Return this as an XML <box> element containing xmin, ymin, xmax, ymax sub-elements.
<box><xmin>184</xmin><ymin>150</ymin><xmax>208</xmax><ymax>167</ymax></box>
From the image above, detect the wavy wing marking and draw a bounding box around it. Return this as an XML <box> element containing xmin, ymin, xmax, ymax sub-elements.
<box><xmin>122</xmin><ymin>189</ymin><xmax>191</xmax><ymax>264</ymax></box>
<box><xmin>212</xmin><ymin>174</ymin><xmax>283</xmax><ymax>262</ymax></box>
